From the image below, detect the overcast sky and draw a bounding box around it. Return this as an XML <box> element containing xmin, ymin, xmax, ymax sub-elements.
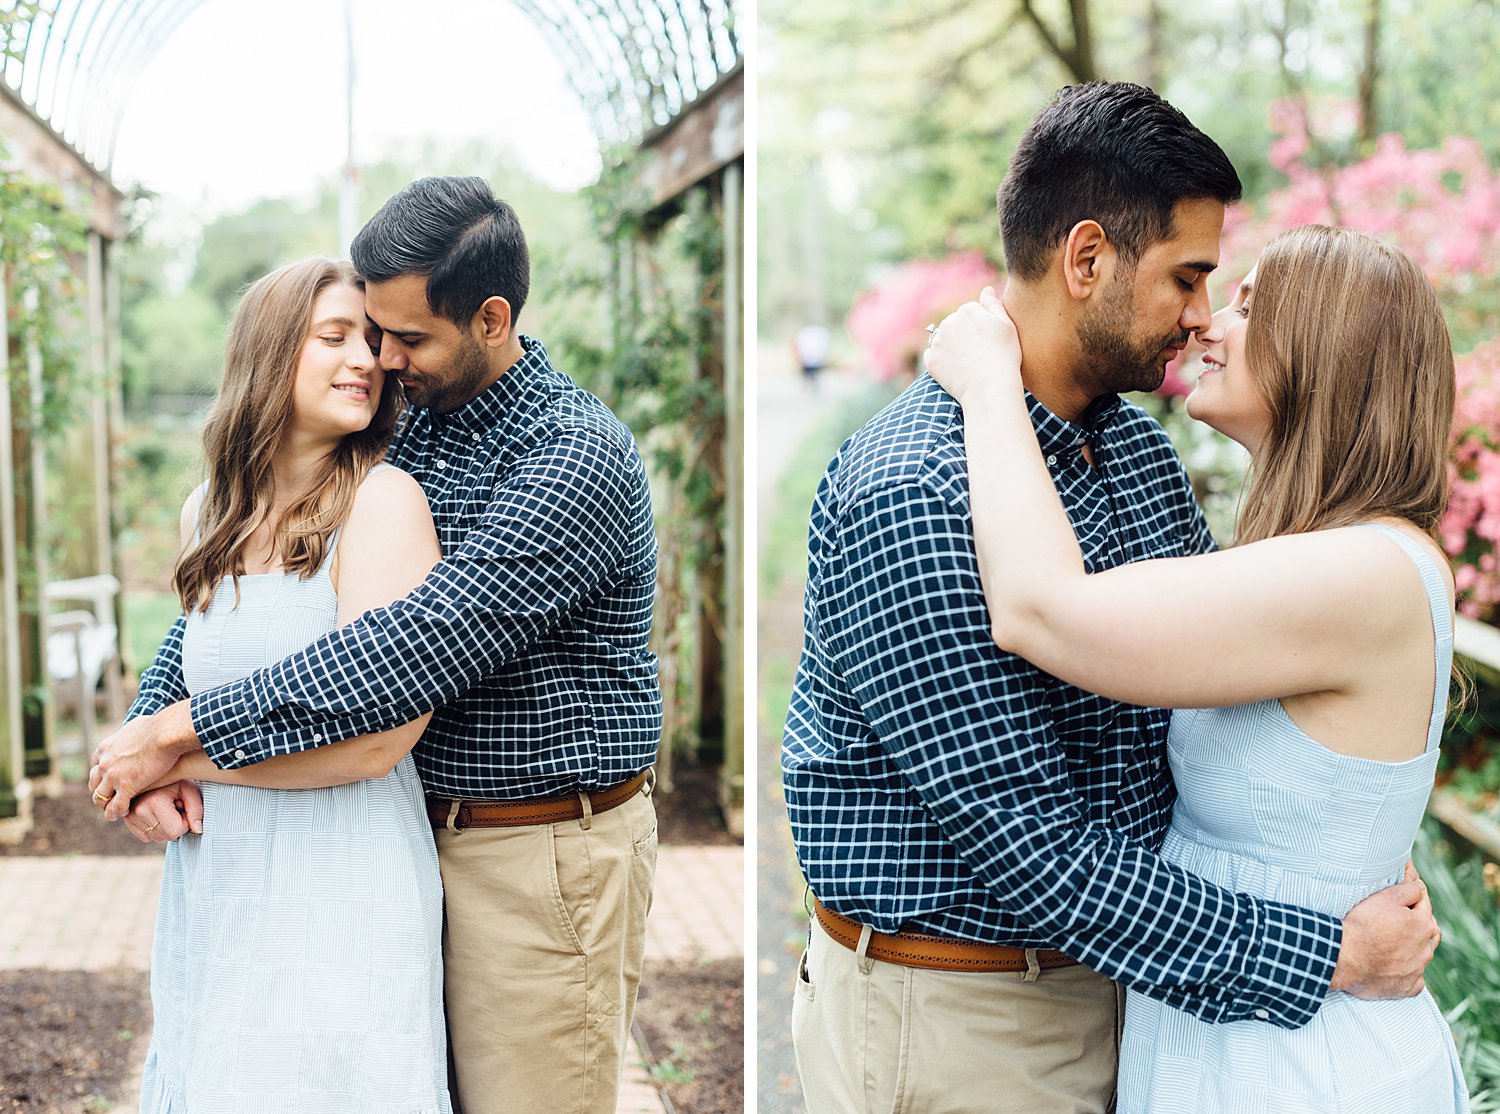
<box><xmin>111</xmin><ymin>0</ymin><xmax>601</xmax><ymax>218</ymax></box>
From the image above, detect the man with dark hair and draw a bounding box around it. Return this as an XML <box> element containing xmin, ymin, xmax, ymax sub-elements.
<box><xmin>93</xmin><ymin>175</ymin><xmax>660</xmax><ymax>1114</ymax></box>
<box><xmin>783</xmin><ymin>82</ymin><xmax>1436</xmax><ymax>1112</ymax></box>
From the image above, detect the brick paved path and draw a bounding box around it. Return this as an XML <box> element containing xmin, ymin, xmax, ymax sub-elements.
<box><xmin>0</xmin><ymin>843</ymin><xmax>743</xmax><ymax>1113</ymax></box>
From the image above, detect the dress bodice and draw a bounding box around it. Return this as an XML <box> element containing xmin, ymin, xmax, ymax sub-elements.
<box><xmin>1162</xmin><ymin>523</ymin><xmax>1452</xmax><ymax>919</ymax></box>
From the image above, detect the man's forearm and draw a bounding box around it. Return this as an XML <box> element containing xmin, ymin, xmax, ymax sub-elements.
<box><xmin>947</xmin><ymin>797</ymin><xmax>1341</xmax><ymax>1028</ymax></box>
<box><xmin>155</xmin><ymin>699</ymin><xmax>202</xmax><ymax>759</ymax></box>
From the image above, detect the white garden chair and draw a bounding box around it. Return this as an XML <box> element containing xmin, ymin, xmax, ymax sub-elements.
<box><xmin>44</xmin><ymin>574</ymin><xmax>125</xmax><ymax>753</ymax></box>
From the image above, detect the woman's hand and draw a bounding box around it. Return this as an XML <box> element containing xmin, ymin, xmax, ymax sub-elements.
<box><xmin>924</xmin><ymin>286</ymin><xmax>1022</xmax><ymax>405</ymax></box>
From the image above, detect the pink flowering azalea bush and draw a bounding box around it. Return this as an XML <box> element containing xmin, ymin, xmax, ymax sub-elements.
<box><xmin>1171</xmin><ymin>98</ymin><xmax>1500</xmax><ymax>619</ymax></box>
<box><xmin>1447</xmin><ymin>341</ymin><xmax>1500</xmax><ymax>621</ymax></box>
<box><xmin>1216</xmin><ymin>100</ymin><xmax>1500</xmax><ymax>351</ymax></box>
<box><xmin>845</xmin><ymin>252</ymin><xmax>1002</xmax><ymax>381</ymax></box>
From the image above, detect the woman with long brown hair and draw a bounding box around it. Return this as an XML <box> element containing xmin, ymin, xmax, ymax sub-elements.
<box><xmin>126</xmin><ymin>258</ymin><xmax>449</xmax><ymax>1113</ymax></box>
<box><xmin>925</xmin><ymin>225</ymin><xmax>1469</xmax><ymax>1111</ymax></box>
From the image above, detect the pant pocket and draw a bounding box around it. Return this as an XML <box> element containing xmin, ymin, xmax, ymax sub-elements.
<box><xmin>796</xmin><ymin>945</ymin><xmax>816</xmax><ymax>1001</ymax></box>
<box><xmin>632</xmin><ymin>816</ymin><xmax>658</xmax><ymax>858</ymax></box>
<box><xmin>548</xmin><ymin>826</ymin><xmax>589</xmax><ymax>956</ymax></box>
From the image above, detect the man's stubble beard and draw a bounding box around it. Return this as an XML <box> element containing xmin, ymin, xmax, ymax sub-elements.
<box><xmin>1075</xmin><ymin>272</ymin><xmax>1185</xmax><ymax>396</ymax></box>
<box><xmin>402</xmin><ymin>336</ymin><xmax>493</xmax><ymax>415</ymax></box>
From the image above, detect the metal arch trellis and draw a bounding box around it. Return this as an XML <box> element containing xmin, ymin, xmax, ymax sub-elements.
<box><xmin>0</xmin><ymin>0</ymin><xmax>740</xmax><ymax>175</ymax></box>
<box><xmin>0</xmin><ymin>0</ymin><xmax>744</xmax><ymax>841</ymax></box>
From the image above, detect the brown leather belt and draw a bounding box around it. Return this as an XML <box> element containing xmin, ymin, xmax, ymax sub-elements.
<box><xmin>814</xmin><ymin>899</ymin><xmax>1080</xmax><ymax>974</ymax></box>
<box><xmin>426</xmin><ymin>770</ymin><xmax>651</xmax><ymax>830</ymax></box>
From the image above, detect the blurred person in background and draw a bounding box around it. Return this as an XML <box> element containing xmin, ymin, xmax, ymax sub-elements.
<box><xmin>794</xmin><ymin>322</ymin><xmax>831</xmax><ymax>392</ymax></box>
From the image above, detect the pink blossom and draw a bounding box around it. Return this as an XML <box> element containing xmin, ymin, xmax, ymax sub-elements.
<box><xmin>1196</xmin><ymin>96</ymin><xmax>1500</xmax><ymax>619</ymax></box>
<box><xmin>845</xmin><ymin>252</ymin><xmax>1003</xmax><ymax>382</ymax></box>
<box><xmin>1446</xmin><ymin>340</ymin><xmax>1500</xmax><ymax>619</ymax></box>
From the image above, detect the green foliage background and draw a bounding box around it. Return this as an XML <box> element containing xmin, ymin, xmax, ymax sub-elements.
<box><xmin>118</xmin><ymin>143</ymin><xmax>600</xmax><ymax>406</ymax></box>
<box><xmin>759</xmin><ymin>0</ymin><xmax>1500</xmax><ymax>340</ymax></box>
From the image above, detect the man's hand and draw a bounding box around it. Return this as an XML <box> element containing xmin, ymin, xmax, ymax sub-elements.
<box><xmin>122</xmin><ymin>782</ymin><xmax>204</xmax><ymax>843</ymax></box>
<box><xmin>1330</xmin><ymin>861</ymin><xmax>1440</xmax><ymax>998</ymax></box>
<box><xmin>89</xmin><ymin>700</ymin><xmax>201</xmax><ymax>821</ymax></box>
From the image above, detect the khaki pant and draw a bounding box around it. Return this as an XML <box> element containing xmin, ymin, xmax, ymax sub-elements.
<box><xmin>793</xmin><ymin>919</ymin><xmax>1122</xmax><ymax>1114</ymax></box>
<box><xmin>435</xmin><ymin>786</ymin><xmax>657</xmax><ymax>1114</ymax></box>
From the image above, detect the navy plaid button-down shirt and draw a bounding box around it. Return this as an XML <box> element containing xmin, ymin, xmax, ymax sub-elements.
<box><xmin>128</xmin><ymin>336</ymin><xmax>661</xmax><ymax>799</ymax></box>
<box><xmin>783</xmin><ymin>373</ymin><xmax>1342</xmax><ymax>1029</ymax></box>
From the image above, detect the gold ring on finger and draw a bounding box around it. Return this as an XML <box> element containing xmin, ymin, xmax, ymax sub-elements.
<box><xmin>93</xmin><ymin>790</ymin><xmax>112</xmax><ymax>803</ymax></box>
<box><xmin>142</xmin><ymin>822</ymin><xmax>160</xmax><ymax>835</ymax></box>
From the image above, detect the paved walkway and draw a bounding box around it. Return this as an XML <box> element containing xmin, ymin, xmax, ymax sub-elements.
<box><xmin>0</xmin><ymin>842</ymin><xmax>742</xmax><ymax>1113</ymax></box>
<box><xmin>756</xmin><ymin>357</ymin><xmax>871</xmax><ymax>1111</ymax></box>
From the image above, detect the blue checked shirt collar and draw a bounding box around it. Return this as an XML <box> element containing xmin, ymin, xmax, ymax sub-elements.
<box><xmin>1027</xmin><ymin>390</ymin><xmax>1121</xmax><ymax>460</ymax></box>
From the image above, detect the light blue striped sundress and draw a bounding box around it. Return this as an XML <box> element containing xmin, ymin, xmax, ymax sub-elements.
<box><xmin>1117</xmin><ymin>523</ymin><xmax>1470</xmax><ymax>1113</ymax></box>
<box><xmin>139</xmin><ymin>466</ymin><xmax>451</xmax><ymax>1114</ymax></box>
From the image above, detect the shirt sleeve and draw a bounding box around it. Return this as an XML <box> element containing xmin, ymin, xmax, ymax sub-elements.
<box><xmin>819</xmin><ymin>482</ymin><xmax>1341</xmax><ymax>1029</ymax></box>
<box><xmin>189</xmin><ymin>429</ymin><xmax>644</xmax><ymax>768</ymax></box>
<box><xmin>124</xmin><ymin>613</ymin><xmax>190</xmax><ymax>723</ymax></box>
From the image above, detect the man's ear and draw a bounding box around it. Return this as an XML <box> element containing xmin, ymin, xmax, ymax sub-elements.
<box><xmin>1062</xmin><ymin>220</ymin><xmax>1113</xmax><ymax>301</ymax></box>
<box><xmin>474</xmin><ymin>296</ymin><xmax>514</xmax><ymax>348</ymax></box>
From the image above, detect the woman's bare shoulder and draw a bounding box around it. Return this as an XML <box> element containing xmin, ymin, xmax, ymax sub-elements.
<box><xmin>351</xmin><ymin>465</ymin><xmax>431</xmax><ymax>515</ymax></box>
<box><xmin>344</xmin><ymin>465</ymin><xmax>437</xmax><ymax>550</ymax></box>
<box><xmin>177</xmin><ymin>480</ymin><xmax>209</xmax><ymax>548</ymax></box>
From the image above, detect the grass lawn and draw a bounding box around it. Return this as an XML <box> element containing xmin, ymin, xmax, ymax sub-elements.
<box><xmin>122</xmin><ymin>590</ymin><xmax>182</xmax><ymax>681</ymax></box>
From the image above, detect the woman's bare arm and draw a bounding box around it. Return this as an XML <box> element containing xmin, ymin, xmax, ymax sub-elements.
<box><xmin>925</xmin><ymin>290</ymin><xmax>1410</xmax><ymax>710</ymax></box>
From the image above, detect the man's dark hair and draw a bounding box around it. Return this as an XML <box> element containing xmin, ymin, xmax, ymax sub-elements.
<box><xmin>351</xmin><ymin>176</ymin><xmax>530</xmax><ymax>327</ymax></box>
<box><xmin>997</xmin><ymin>82</ymin><xmax>1242</xmax><ymax>282</ymax></box>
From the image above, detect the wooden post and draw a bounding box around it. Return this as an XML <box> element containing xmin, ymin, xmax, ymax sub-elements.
<box><xmin>88</xmin><ymin>234</ymin><xmax>114</xmax><ymax>583</ymax></box>
<box><xmin>106</xmin><ymin>239</ymin><xmax>128</xmax><ymax>705</ymax></box>
<box><xmin>627</xmin><ymin>65</ymin><xmax>743</xmax><ymax>809</ymax></box>
<box><xmin>655</xmin><ymin>479</ymin><xmax>678</xmax><ymax>798</ymax></box>
<box><xmin>0</xmin><ymin>256</ymin><xmax>33</xmax><ymax>840</ymax></box>
<box><xmin>21</xmin><ymin>285</ymin><xmax>57</xmax><ymax>795</ymax></box>
<box><xmin>692</xmin><ymin>181</ymin><xmax>724</xmax><ymax>767</ymax></box>
<box><xmin>719</xmin><ymin>158</ymin><xmax>744</xmax><ymax>837</ymax></box>
<box><xmin>90</xmin><ymin>232</ymin><xmax>124</xmax><ymax>721</ymax></box>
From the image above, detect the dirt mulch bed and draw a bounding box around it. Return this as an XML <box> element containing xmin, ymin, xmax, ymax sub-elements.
<box><xmin>653</xmin><ymin>759</ymin><xmax>739</xmax><ymax>847</ymax></box>
<box><xmin>0</xmin><ymin>783</ymin><xmax>164</xmax><ymax>858</ymax></box>
<box><xmin>0</xmin><ymin>969</ymin><xmax>151</xmax><ymax>1113</ymax></box>
<box><xmin>635</xmin><ymin>956</ymin><xmax>744</xmax><ymax>1114</ymax></box>
<box><xmin>638</xmin><ymin>759</ymin><xmax>742</xmax><ymax>1112</ymax></box>
<box><xmin>1</xmin><ymin>963</ymin><xmax>745</xmax><ymax>1114</ymax></box>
